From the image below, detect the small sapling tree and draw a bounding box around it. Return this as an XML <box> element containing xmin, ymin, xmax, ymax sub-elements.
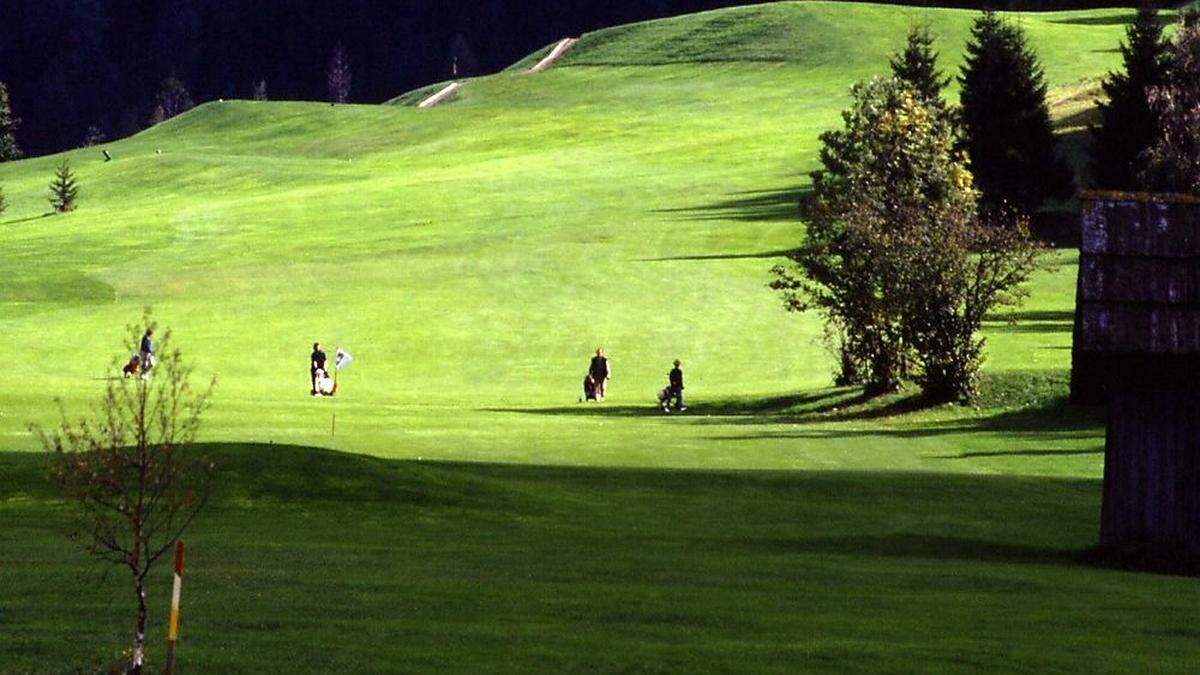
<box><xmin>33</xmin><ymin>317</ymin><xmax>215</xmax><ymax>674</ymax></box>
<box><xmin>49</xmin><ymin>159</ymin><xmax>78</xmax><ymax>213</ymax></box>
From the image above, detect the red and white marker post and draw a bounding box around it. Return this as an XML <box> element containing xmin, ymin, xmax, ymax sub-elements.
<box><xmin>165</xmin><ymin>540</ymin><xmax>186</xmax><ymax>674</ymax></box>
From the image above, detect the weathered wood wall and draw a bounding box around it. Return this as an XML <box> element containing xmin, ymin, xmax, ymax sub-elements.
<box><xmin>1071</xmin><ymin>192</ymin><xmax>1200</xmax><ymax>559</ymax></box>
<box><xmin>1071</xmin><ymin>193</ymin><xmax>1200</xmax><ymax>403</ymax></box>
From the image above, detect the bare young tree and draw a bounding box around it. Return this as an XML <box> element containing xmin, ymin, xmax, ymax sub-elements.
<box><xmin>33</xmin><ymin>316</ymin><xmax>215</xmax><ymax>674</ymax></box>
<box><xmin>327</xmin><ymin>43</ymin><xmax>352</xmax><ymax>104</ymax></box>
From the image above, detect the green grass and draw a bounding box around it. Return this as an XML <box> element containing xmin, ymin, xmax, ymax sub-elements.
<box><xmin>2</xmin><ymin>1</ymin><xmax>1196</xmax><ymax>671</ymax></box>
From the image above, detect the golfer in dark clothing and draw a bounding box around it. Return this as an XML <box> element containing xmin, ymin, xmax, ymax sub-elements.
<box><xmin>311</xmin><ymin>342</ymin><xmax>327</xmax><ymax>395</ymax></box>
<box><xmin>589</xmin><ymin>348</ymin><xmax>610</xmax><ymax>401</ymax></box>
<box><xmin>138</xmin><ymin>329</ymin><xmax>154</xmax><ymax>377</ymax></box>
<box><xmin>669</xmin><ymin>360</ymin><xmax>686</xmax><ymax>411</ymax></box>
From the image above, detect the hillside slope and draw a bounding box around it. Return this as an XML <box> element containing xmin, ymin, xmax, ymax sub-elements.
<box><xmin>1</xmin><ymin>1</ymin><xmax>1129</xmax><ymax>468</ymax></box>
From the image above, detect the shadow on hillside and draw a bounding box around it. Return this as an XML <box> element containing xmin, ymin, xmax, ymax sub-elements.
<box><xmin>1047</xmin><ymin>12</ymin><xmax>1172</xmax><ymax>28</ymax></box>
<box><xmin>653</xmin><ymin>185</ymin><xmax>811</xmax><ymax>223</ymax></box>
<box><xmin>0</xmin><ymin>446</ymin><xmax>1107</xmax><ymax>571</ymax></box>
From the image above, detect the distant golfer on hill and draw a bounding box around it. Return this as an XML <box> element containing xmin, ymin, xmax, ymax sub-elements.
<box><xmin>310</xmin><ymin>342</ymin><xmax>327</xmax><ymax>396</ymax></box>
<box><xmin>589</xmin><ymin>348</ymin><xmax>610</xmax><ymax>401</ymax></box>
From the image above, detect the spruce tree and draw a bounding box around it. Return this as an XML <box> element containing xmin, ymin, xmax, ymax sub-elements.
<box><xmin>1090</xmin><ymin>5</ymin><xmax>1172</xmax><ymax>190</ymax></box>
<box><xmin>49</xmin><ymin>160</ymin><xmax>78</xmax><ymax>213</ymax></box>
<box><xmin>890</xmin><ymin>23</ymin><xmax>949</xmax><ymax>103</ymax></box>
<box><xmin>0</xmin><ymin>82</ymin><xmax>21</xmax><ymax>162</ymax></box>
<box><xmin>959</xmin><ymin>11</ymin><xmax>1073</xmax><ymax>213</ymax></box>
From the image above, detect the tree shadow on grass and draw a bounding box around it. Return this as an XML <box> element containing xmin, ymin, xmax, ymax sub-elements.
<box><xmin>652</xmin><ymin>185</ymin><xmax>812</xmax><ymax>224</ymax></box>
<box><xmin>984</xmin><ymin>309</ymin><xmax>1075</xmax><ymax>334</ymax></box>
<box><xmin>638</xmin><ymin>248</ymin><xmax>798</xmax><ymax>262</ymax></box>
<box><xmin>933</xmin><ymin>447</ymin><xmax>1103</xmax><ymax>460</ymax></box>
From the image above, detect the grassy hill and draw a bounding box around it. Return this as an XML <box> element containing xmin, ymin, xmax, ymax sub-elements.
<box><xmin>3</xmin><ymin>2</ymin><xmax>1198</xmax><ymax>671</ymax></box>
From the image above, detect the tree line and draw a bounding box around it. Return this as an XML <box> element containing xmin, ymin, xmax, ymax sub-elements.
<box><xmin>773</xmin><ymin>7</ymin><xmax>1200</xmax><ymax>403</ymax></box>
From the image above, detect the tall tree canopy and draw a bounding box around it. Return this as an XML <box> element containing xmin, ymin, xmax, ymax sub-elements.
<box><xmin>1143</xmin><ymin>13</ymin><xmax>1200</xmax><ymax>194</ymax></box>
<box><xmin>958</xmin><ymin>11</ymin><xmax>1073</xmax><ymax>213</ymax></box>
<box><xmin>1090</xmin><ymin>5</ymin><xmax>1172</xmax><ymax>190</ymax></box>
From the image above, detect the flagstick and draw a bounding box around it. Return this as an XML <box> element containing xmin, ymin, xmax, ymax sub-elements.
<box><xmin>331</xmin><ymin>364</ymin><xmax>338</xmax><ymax>438</ymax></box>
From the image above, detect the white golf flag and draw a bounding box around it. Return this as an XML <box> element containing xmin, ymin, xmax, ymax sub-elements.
<box><xmin>335</xmin><ymin>348</ymin><xmax>353</xmax><ymax>371</ymax></box>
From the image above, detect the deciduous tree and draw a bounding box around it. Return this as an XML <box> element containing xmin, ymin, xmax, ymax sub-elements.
<box><xmin>33</xmin><ymin>317</ymin><xmax>215</xmax><ymax>674</ymax></box>
<box><xmin>773</xmin><ymin>77</ymin><xmax>1042</xmax><ymax>402</ymax></box>
<box><xmin>1142</xmin><ymin>14</ymin><xmax>1200</xmax><ymax>194</ymax></box>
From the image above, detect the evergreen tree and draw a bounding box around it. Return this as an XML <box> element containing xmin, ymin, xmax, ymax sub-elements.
<box><xmin>49</xmin><ymin>160</ymin><xmax>78</xmax><ymax>213</ymax></box>
<box><xmin>1090</xmin><ymin>5</ymin><xmax>1172</xmax><ymax>190</ymax></box>
<box><xmin>328</xmin><ymin>43</ymin><xmax>352</xmax><ymax>103</ymax></box>
<box><xmin>449</xmin><ymin>34</ymin><xmax>480</xmax><ymax>78</ymax></box>
<box><xmin>0</xmin><ymin>82</ymin><xmax>21</xmax><ymax>161</ymax></box>
<box><xmin>890</xmin><ymin>23</ymin><xmax>949</xmax><ymax>103</ymax></box>
<box><xmin>155</xmin><ymin>76</ymin><xmax>194</xmax><ymax>121</ymax></box>
<box><xmin>959</xmin><ymin>11</ymin><xmax>1073</xmax><ymax>213</ymax></box>
<box><xmin>82</xmin><ymin>125</ymin><xmax>106</xmax><ymax>147</ymax></box>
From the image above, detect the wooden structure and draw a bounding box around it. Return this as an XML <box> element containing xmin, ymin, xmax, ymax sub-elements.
<box><xmin>1071</xmin><ymin>191</ymin><xmax>1200</xmax><ymax>559</ymax></box>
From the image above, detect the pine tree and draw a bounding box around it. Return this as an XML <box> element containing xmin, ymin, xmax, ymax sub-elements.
<box><xmin>0</xmin><ymin>82</ymin><xmax>21</xmax><ymax>161</ymax></box>
<box><xmin>890</xmin><ymin>23</ymin><xmax>949</xmax><ymax>103</ymax></box>
<box><xmin>1090</xmin><ymin>5</ymin><xmax>1172</xmax><ymax>190</ymax></box>
<box><xmin>328</xmin><ymin>44</ymin><xmax>352</xmax><ymax>104</ymax></box>
<box><xmin>449</xmin><ymin>34</ymin><xmax>480</xmax><ymax>78</ymax></box>
<box><xmin>49</xmin><ymin>160</ymin><xmax>78</xmax><ymax>213</ymax></box>
<box><xmin>959</xmin><ymin>11</ymin><xmax>1073</xmax><ymax>213</ymax></box>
